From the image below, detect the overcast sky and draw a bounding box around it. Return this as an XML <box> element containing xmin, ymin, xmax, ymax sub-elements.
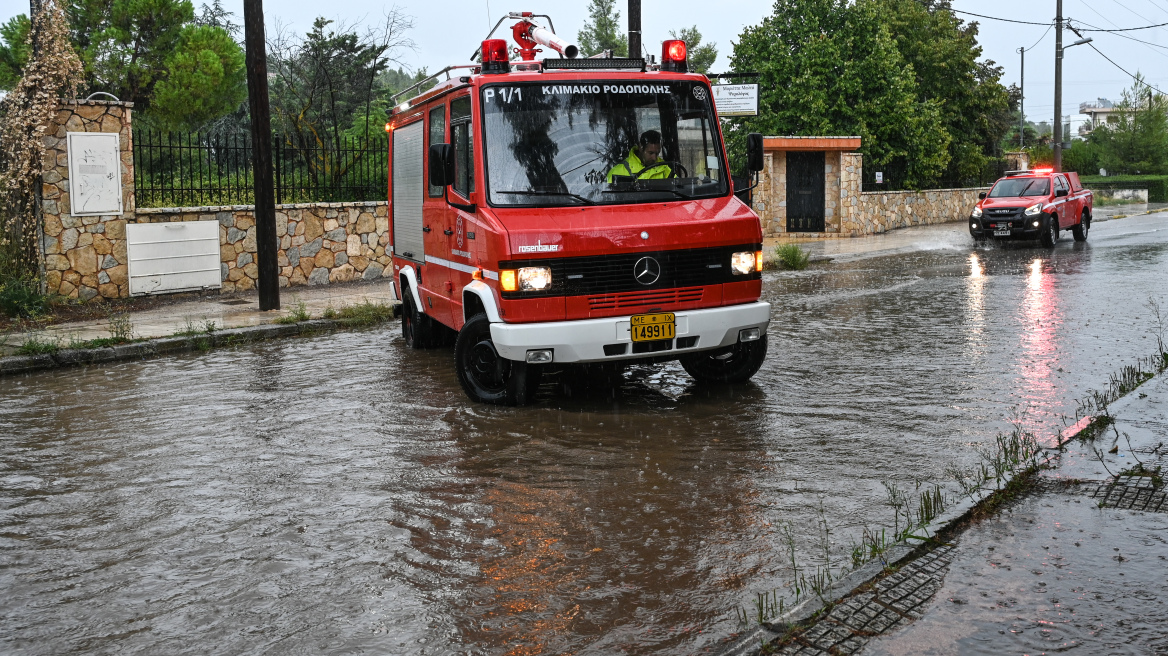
<box><xmin>4</xmin><ymin>0</ymin><xmax>1168</xmax><ymax>132</ymax></box>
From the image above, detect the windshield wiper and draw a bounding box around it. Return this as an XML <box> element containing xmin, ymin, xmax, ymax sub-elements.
<box><xmin>602</xmin><ymin>186</ymin><xmax>695</xmax><ymax>199</ymax></box>
<box><xmin>496</xmin><ymin>190</ymin><xmax>597</xmax><ymax>205</ymax></box>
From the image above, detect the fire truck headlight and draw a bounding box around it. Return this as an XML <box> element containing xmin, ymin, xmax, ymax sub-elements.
<box><xmin>517</xmin><ymin>267</ymin><xmax>552</xmax><ymax>291</ymax></box>
<box><xmin>971</xmin><ymin>207</ymin><xmax>983</xmax><ymax>218</ymax></box>
<box><xmin>731</xmin><ymin>251</ymin><xmax>756</xmax><ymax>275</ymax></box>
<box><xmin>1025</xmin><ymin>203</ymin><xmax>1043</xmax><ymax>216</ymax></box>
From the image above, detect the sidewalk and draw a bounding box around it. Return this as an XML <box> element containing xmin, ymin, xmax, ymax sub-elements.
<box><xmin>1</xmin><ymin>279</ymin><xmax>397</xmax><ymax>357</ymax></box>
<box><xmin>749</xmin><ymin>370</ymin><xmax>1168</xmax><ymax>655</ymax></box>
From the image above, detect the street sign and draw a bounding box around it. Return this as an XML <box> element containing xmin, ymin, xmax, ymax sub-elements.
<box><xmin>713</xmin><ymin>84</ymin><xmax>759</xmax><ymax>117</ymax></box>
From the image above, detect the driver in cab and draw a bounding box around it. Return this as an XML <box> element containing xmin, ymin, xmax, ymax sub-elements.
<box><xmin>607</xmin><ymin>130</ymin><xmax>672</xmax><ymax>182</ymax></box>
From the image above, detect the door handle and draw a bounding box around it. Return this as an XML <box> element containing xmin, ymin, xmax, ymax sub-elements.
<box><xmin>443</xmin><ymin>229</ymin><xmax>454</xmax><ymax>235</ymax></box>
<box><xmin>422</xmin><ymin>226</ymin><xmax>432</xmax><ymax>233</ymax></box>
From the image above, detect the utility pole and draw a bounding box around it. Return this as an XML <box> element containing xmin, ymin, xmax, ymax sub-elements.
<box><xmin>628</xmin><ymin>0</ymin><xmax>641</xmax><ymax>58</ymax></box>
<box><xmin>1054</xmin><ymin>0</ymin><xmax>1063</xmax><ymax>171</ymax></box>
<box><xmin>1018</xmin><ymin>46</ymin><xmax>1025</xmax><ymax>148</ymax></box>
<box><xmin>243</xmin><ymin>0</ymin><xmax>280</xmax><ymax>311</ymax></box>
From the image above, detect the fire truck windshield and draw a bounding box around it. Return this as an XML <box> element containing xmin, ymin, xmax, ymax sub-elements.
<box><xmin>482</xmin><ymin>81</ymin><xmax>729</xmax><ymax>207</ymax></box>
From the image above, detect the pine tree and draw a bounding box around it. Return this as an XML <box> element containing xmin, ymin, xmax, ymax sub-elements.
<box><xmin>577</xmin><ymin>0</ymin><xmax>627</xmax><ymax>58</ymax></box>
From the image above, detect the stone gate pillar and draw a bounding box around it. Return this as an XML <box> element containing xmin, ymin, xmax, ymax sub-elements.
<box><xmin>39</xmin><ymin>100</ymin><xmax>135</xmax><ymax>300</ymax></box>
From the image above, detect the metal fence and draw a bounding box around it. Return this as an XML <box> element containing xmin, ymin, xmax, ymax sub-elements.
<box><xmin>860</xmin><ymin>155</ymin><xmax>1010</xmax><ymax>192</ymax></box>
<box><xmin>132</xmin><ymin>130</ymin><xmax>389</xmax><ymax>208</ymax></box>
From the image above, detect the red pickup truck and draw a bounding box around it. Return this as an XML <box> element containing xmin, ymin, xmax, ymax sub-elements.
<box><xmin>969</xmin><ymin>169</ymin><xmax>1093</xmax><ymax>247</ymax></box>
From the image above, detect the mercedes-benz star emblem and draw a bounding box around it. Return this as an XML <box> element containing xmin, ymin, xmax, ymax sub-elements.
<box><xmin>633</xmin><ymin>256</ymin><xmax>661</xmax><ymax>286</ymax></box>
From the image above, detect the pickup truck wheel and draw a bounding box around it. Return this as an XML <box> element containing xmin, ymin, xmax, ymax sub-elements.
<box><xmin>1073</xmin><ymin>210</ymin><xmax>1090</xmax><ymax>242</ymax></box>
<box><xmin>455</xmin><ymin>313</ymin><xmax>541</xmax><ymax>405</ymax></box>
<box><xmin>1040</xmin><ymin>216</ymin><xmax>1059</xmax><ymax>248</ymax></box>
<box><xmin>679</xmin><ymin>335</ymin><xmax>768</xmax><ymax>384</ymax></box>
<box><xmin>402</xmin><ymin>289</ymin><xmax>441</xmax><ymax>349</ymax></box>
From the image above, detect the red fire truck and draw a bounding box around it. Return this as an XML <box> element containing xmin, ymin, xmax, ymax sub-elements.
<box><xmin>969</xmin><ymin>168</ymin><xmax>1094</xmax><ymax>247</ymax></box>
<box><xmin>387</xmin><ymin>13</ymin><xmax>770</xmax><ymax>404</ymax></box>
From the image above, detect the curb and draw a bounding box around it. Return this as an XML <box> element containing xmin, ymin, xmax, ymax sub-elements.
<box><xmin>0</xmin><ymin>319</ymin><xmax>387</xmax><ymax>376</ymax></box>
<box><xmin>712</xmin><ymin>446</ymin><xmax>1070</xmax><ymax>655</ymax></box>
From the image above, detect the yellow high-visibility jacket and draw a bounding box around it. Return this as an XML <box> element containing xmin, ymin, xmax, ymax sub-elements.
<box><xmin>606</xmin><ymin>148</ymin><xmax>671</xmax><ymax>182</ymax></box>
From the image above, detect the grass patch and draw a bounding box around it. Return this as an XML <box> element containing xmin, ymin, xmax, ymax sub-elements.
<box><xmin>1117</xmin><ymin>462</ymin><xmax>1164</xmax><ymax>489</ymax></box>
<box><xmin>1095</xmin><ymin>196</ymin><xmax>1147</xmax><ymax>207</ymax></box>
<box><xmin>274</xmin><ymin>301</ymin><xmax>311</xmax><ymax>324</ymax></box>
<box><xmin>334</xmin><ymin>300</ymin><xmax>394</xmax><ymax>326</ymax></box>
<box><xmin>774</xmin><ymin>243</ymin><xmax>810</xmax><ymax>271</ymax></box>
<box><xmin>174</xmin><ymin>317</ymin><xmax>217</xmax><ymax>337</ymax></box>
<box><xmin>16</xmin><ymin>333</ymin><xmax>61</xmax><ymax>355</ymax></box>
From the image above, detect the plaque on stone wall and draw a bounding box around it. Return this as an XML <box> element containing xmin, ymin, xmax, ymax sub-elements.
<box><xmin>67</xmin><ymin>132</ymin><xmax>123</xmax><ymax>216</ymax></box>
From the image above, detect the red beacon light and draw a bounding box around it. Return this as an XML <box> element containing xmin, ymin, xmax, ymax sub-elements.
<box><xmin>481</xmin><ymin>39</ymin><xmax>510</xmax><ymax>74</ymax></box>
<box><xmin>661</xmin><ymin>39</ymin><xmax>688</xmax><ymax>72</ymax></box>
<box><xmin>1031</xmin><ymin>167</ymin><xmax>1054</xmax><ymax>175</ymax></box>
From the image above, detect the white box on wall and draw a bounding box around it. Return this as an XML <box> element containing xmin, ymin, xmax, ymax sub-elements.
<box><xmin>126</xmin><ymin>221</ymin><xmax>222</xmax><ymax>296</ymax></box>
<box><xmin>66</xmin><ymin>132</ymin><xmax>123</xmax><ymax>216</ymax></box>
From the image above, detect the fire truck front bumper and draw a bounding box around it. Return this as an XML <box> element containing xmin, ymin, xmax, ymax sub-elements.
<box><xmin>489</xmin><ymin>302</ymin><xmax>772</xmax><ymax>364</ymax></box>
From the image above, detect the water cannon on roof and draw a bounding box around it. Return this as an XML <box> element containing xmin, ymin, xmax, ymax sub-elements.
<box><xmin>471</xmin><ymin>12</ymin><xmax>579</xmax><ymax>65</ymax></box>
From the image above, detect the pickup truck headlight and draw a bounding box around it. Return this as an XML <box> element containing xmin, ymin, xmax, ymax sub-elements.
<box><xmin>517</xmin><ymin>266</ymin><xmax>552</xmax><ymax>291</ymax></box>
<box><xmin>971</xmin><ymin>207</ymin><xmax>983</xmax><ymax>218</ymax></box>
<box><xmin>731</xmin><ymin>251</ymin><xmax>757</xmax><ymax>275</ymax></box>
<box><xmin>1024</xmin><ymin>203</ymin><xmax>1043</xmax><ymax>216</ymax></box>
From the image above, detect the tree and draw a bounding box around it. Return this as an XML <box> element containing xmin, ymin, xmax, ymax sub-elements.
<box><xmin>1091</xmin><ymin>76</ymin><xmax>1168</xmax><ymax>175</ymax></box>
<box><xmin>872</xmin><ymin>0</ymin><xmax>1011</xmax><ymax>186</ymax></box>
<box><xmin>0</xmin><ymin>14</ymin><xmax>31</xmax><ymax>90</ymax></box>
<box><xmin>0</xmin><ymin>1</ymin><xmax>83</xmax><ymax>279</ymax></box>
<box><xmin>83</xmin><ymin>0</ymin><xmax>196</xmax><ymax>108</ymax></box>
<box><xmin>669</xmin><ymin>26</ymin><xmax>716</xmax><ymax>74</ymax></box>
<box><xmin>149</xmin><ymin>25</ymin><xmax>246</xmax><ymax>130</ymax></box>
<box><xmin>728</xmin><ymin>0</ymin><xmax>950</xmax><ymax>188</ymax></box>
<box><xmin>577</xmin><ymin>0</ymin><xmax>627</xmax><ymax>58</ymax></box>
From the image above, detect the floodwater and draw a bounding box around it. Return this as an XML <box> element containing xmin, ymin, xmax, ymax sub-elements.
<box><xmin>2</xmin><ymin>215</ymin><xmax>1167</xmax><ymax>655</ymax></box>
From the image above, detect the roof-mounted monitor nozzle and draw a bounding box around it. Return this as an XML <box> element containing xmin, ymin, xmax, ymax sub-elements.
<box><xmin>470</xmin><ymin>11</ymin><xmax>578</xmax><ymax>63</ymax></box>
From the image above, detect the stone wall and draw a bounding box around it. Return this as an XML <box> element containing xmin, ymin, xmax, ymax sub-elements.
<box><xmin>38</xmin><ymin>100</ymin><xmax>393</xmax><ymax>301</ymax></box>
<box><xmin>757</xmin><ymin>147</ymin><xmax>987</xmax><ymax>239</ymax></box>
<box><xmin>39</xmin><ymin>101</ymin><xmax>135</xmax><ymax>301</ymax></box>
<box><xmin>136</xmin><ymin>202</ymin><xmax>391</xmax><ymax>292</ymax></box>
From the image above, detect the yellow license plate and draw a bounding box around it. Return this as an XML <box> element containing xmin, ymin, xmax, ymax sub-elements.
<box><xmin>630</xmin><ymin>313</ymin><xmax>676</xmax><ymax>342</ymax></box>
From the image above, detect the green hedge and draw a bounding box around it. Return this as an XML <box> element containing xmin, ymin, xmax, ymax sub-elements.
<box><xmin>1078</xmin><ymin>175</ymin><xmax>1168</xmax><ymax>203</ymax></box>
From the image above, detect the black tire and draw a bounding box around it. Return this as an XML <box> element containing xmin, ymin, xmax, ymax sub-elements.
<box><xmin>1073</xmin><ymin>210</ymin><xmax>1090</xmax><ymax>242</ymax></box>
<box><xmin>401</xmin><ymin>287</ymin><xmax>441</xmax><ymax>349</ymax></box>
<box><xmin>1040</xmin><ymin>215</ymin><xmax>1058</xmax><ymax>248</ymax></box>
<box><xmin>679</xmin><ymin>335</ymin><xmax>768</xmax><ymax>384</ymax></box>
<box><xmin>454</xmin><ymin>313</ymin><xmax>541</xmax><ymax>405</ymax></box>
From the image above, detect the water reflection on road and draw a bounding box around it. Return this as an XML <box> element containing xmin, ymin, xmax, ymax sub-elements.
<box><xmin>2</xmin><ymin>215</ymin><xmax>1166</xmax><ymax>655</ymax></box>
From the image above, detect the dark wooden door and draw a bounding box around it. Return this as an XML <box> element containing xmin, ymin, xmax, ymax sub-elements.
<box><xmin>786</xmin><ymin>151</ymin><xmax>826</xmax><ymax>232</ymax></box>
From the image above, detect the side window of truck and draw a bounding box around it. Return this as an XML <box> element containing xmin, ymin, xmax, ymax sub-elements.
<box><xmin>1055</xmin><ymin>176</ymin><xmax>1068</xmax><ymax>194</ymax></box>
<box><xmin>451</xmin><ymin>96</ymin><xmax>474</xmax><ymax>199</ymax></box>
<box><xmin>428</xmin><ymin>105</ymin><xmax>446</xmax><ymax>197</ymax></box>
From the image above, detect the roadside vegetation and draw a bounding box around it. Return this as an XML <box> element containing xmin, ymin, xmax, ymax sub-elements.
<box><xmin>773</xmin><ymin>243</ymin><xmax>810</xmax><ymax>271</ymax></box>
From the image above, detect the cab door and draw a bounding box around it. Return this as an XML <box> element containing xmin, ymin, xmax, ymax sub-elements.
<box><xmin>444</xmin><ymin>93</ymin><xmax>477</xmax><ymax>329</ymax></box>
<box><xmin>420</xmin><ymin>102</ymin><xmax>453</xmax><ymax>326</ymax></box>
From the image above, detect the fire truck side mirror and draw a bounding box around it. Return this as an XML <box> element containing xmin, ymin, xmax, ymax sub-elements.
<box><xmin>979</xmin><ymin>192</ymin><xmax>987</xmax><ymax>200</ymax></box>
<box><xmin>429</xmin><ymin>144</ymin><xmax>455</xmax><ymax>187</ymax></box>
<box><xmin>746</xmin><ymin>133</ymin><xmax>764</xmax><ymax>173</ymax></box>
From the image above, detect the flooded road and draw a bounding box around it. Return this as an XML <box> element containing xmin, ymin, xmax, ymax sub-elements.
<box><xmin>3</xmin><ymin>214</ymin><xmax>1167</xmax><ymax>655</ymax></box>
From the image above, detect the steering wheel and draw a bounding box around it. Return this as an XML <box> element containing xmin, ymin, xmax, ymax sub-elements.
<box><xmin>635</xmin><ymin>161</ymin><xmax>688</xmax><ymax>180</ymax></box>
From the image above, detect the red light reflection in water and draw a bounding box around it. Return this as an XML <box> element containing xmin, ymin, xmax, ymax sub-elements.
<box><xmin>1017</xmin><ymin>258</ymin><xmax>1065</xmax><ymax>445</ymax></box>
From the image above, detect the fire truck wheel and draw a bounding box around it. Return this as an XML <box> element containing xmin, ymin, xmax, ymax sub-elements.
<box><xmin>1073</xmin><ymin>210</ymin><xmax>1090</xmax><ymax>242</ymax></box>
<box><xmin>402</xmin><ymin>291</ymin><xmax>441</xmax><ymax>349</ymax></box>
<box><xmin>455</xmin><ymin>314</ymin><xmax>541</xmax><ymax>405</ymax></box>
<box><xmin>679</xmin><ymin>335</ymin><xmax>768</xmax><ymax>385</ymax></box>
<box><xmin>1040</xmin><ymin>216</ymin><xmax>1059</xmax><ymax>248</ymax></box>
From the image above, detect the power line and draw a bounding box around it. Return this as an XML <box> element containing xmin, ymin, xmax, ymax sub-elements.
<box><xmin>1084</xmin><ymin>40</ymin><xmax>1168</xmax><ymax>94</ymax></box>
<box><xmin>1072</xmin><ymin>18</ymin><xmax>1168</xmax><ymax>54</ymax></box>
<box><xmin>1025</xmin><ymin>24</ymin><xmax>1054</xmax><ymax>51</ymax></box>
<box><xmin>951</xmin><ymin>9</ymin><xmax>1052</xmax><ymax>26</ymax></box>
<box><xmin>1074</xmin><ymin>20</ymin><xmax>1168</xmax><ymax>30</ymax></box>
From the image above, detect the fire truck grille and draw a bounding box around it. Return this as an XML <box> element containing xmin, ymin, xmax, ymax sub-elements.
<box><xmin>587</xmin><ymin>287</ymin><xmax>704</xmax><ymax>311</ymax></box>
<box><xmin>499</xmin><ymin>244</ymin><xmax>761</xmax><ymax>298</ymax></box>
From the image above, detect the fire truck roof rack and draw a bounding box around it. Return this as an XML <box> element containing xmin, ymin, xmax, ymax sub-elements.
<box><xmin>390</xmin><ymin>65</ymin><xmax>477</xmax><ymax>107</ymax></box>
